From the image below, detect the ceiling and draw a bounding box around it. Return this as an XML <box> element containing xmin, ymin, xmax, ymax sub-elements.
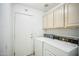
<box><xmin>20</xmin><ymin>3</ymin><xmax>59</xmax><ymax>12</ymax></box>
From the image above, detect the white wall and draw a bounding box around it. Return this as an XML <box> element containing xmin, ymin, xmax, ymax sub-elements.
<box><xmin>0</xmin><ymin>3</ymin><xmax>44</xmax><ymax>56</ymax></box>
<box><xmin>13</xmin><ymin>4</ymin><xmax>44</xmax><ymax>38</ymax></box>
<box><xmin>0</xmin><ymin>3</ymin><xmax>13</xmax><ymax>56</ymax></box>
<box><xmin>12</xmin><ymin>4</ymin><xmax>44</xmax><ymax>55</ymax></box>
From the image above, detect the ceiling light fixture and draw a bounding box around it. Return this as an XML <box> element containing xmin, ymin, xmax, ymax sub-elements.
<box><xmin>44</xmin><ymin>4</ymin><xmax>49</xmax><ymax>7</ymax></box>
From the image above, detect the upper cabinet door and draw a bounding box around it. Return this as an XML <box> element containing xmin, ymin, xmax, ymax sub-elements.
<box><xmin>54</xmin><ymin>5</ymin><xmax>65</xmax><ymax>28</ymax></box>
<box><xmin>43</xmin><ymin>15</ymin><xmax>48</xmax><ymax>29</ymax></box>
<box><xmin>47</xmin><ymin>12</ymin><xmax>54</xmax><ymax>28</ymax></box>
<box><xmin>65</xmin><ymin>3</ymin><xmax>79</xmax><ymax>27</ymax></box>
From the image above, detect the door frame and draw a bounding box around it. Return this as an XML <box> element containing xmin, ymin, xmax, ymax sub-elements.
<box><xmin>13</xmin><ymin>12</ymin><xmax>33</xmax><ymax>56</ymax></box>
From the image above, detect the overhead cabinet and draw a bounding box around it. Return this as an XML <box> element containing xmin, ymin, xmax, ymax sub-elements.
<box><xmin>43</xmin><ymin>3</ymin><xmax>79</xmax><ymax>29</ymax></box>
<box><xmin>54</xmin><ymin>5</ymin><xmax>65</xmax><ymax>28</ymax></box>
<box><xmin>65</xmin><ymin>3</ymin><xmax>79</xmax><ymax>27</ymax></box>
<box><xmin>43</xmin><ymin>5</ymin><xmax>65</xmax><ymax>29</ymax></box>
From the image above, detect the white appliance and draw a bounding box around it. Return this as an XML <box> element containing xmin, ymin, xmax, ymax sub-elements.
<box><xmin>34</xmin><ymin>37</ymin><xmax>78</xmax><ymax>56</ymax></box>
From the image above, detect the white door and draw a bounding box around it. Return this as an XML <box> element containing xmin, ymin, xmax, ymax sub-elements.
<box><xmin>14</xmin><ymin>13</ymin><xmax>33</xmax><ymax>56</ymax></box>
